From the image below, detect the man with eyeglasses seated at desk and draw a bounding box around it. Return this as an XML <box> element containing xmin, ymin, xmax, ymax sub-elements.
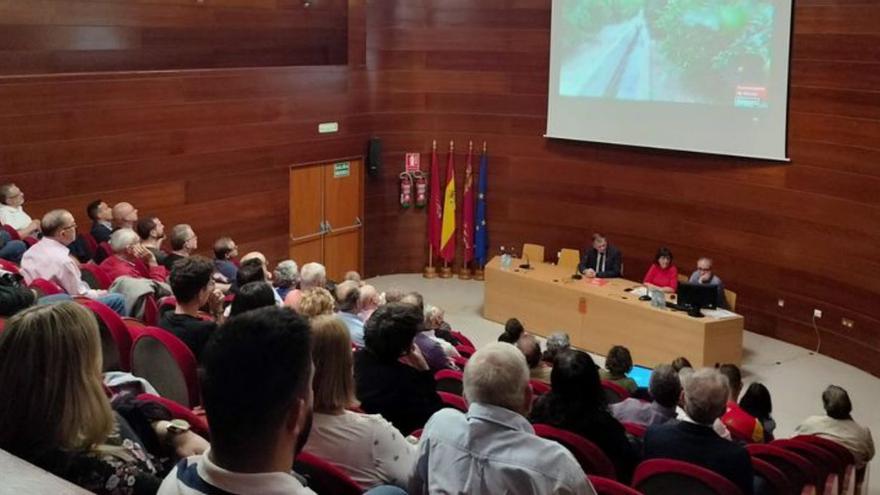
<box><xmin>687</xmin><ymin>257</ymin><xmax>729</xmax><ymax>310</ymax></box>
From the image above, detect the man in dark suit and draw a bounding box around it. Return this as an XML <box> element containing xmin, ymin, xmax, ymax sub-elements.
<box><xmin>87</xmin><ymin>199</ymin><xmax>113</xmax><ymax>244</ymax></box>
<box><xmin>577</xmin><ymin>233</ymin><xmax>623</xmax><ymax>278</ymax></box>
<box><xmin>643</xmin><ymin>368</ymin><xmax>755</xmax><ymax>494</ymax></box>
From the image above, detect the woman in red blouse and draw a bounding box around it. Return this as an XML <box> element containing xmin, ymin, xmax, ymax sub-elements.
<box><xmin>643</xmin><ymin>247</ymin><xmax>678</xmax><ymax>293</ymax></box>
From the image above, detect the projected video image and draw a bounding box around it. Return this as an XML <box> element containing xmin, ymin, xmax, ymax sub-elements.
<box><xmin>558</xmin><ymin>0</ymin><xmax>774</xmax><ymax>107</ymax></box>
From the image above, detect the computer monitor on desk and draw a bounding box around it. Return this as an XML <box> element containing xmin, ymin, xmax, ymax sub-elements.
<box><xmin>676</xmin><ymin>282</ymin><xmax>718</xmax><ymax>318</ymax></box>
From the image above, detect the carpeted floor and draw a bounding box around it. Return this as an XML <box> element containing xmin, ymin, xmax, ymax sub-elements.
<box><xmin>367</xmin><ymin>273</ymin><xmax>880</xmax><ymax>492</ymax></box>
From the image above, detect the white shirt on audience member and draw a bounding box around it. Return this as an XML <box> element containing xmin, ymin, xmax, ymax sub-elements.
<box><xmin>20</xmin><ymin>237</ymin><xmax>102</xmax><ymax>298</ymax></box>
<box><xmin>0</xmin><ymin>204</ymin><xmax>33</xmax><ymax>230</ymax></box>
<box><xmin>158</xmin><ymin>447</ymin><xmax>317</xmax><ymax>495</ymax></box>
<box><xmin>303</xmin><ymin>410</ymin><xmax>416</xmax><ymax>489</ymax></box>
<box><xmin>410</xmin><ymin>402</ymin><xmax>595</xmax><ymax>495</ymax></box>
<box><xmin>795</xmin><ymin>415</ymin><xmax>875</xmax><ymax>468</ymax></box>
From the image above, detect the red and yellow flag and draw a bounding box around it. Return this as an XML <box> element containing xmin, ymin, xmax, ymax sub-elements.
<box><xmin>439</xmin><ymin>141</ymin><xmax>457</xmax><ymax>263</ymax></box>
<box><xmin>427</xmin><ymin>140</ymin><xmax>442</xmax><ymax>255</ymax></box>
<box><xmin>461</xmin><ymin>141</ymin><xmax>475</xmax><ymax>265</ymax></box>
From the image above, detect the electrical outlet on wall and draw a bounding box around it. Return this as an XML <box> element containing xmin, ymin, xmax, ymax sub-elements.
<box><xmin>813</xmin><ymin>309</ymin><xmax>823</xmax><ymax>319</ymax></box>
<box><xmin>777</xmin><ymin>299</ymin><xmax>785</xmax><ymax>307</ymax></box>
<box><xmin>842</xmin><ymin>318</ymin><xmax>854</xmax><ymax>328</ymax></box>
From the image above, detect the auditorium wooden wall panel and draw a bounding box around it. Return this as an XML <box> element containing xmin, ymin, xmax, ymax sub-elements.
<box><xmin>362</xmin><ymin>0</ymin><xmax>880</xmax><ymax>376</ymax></box>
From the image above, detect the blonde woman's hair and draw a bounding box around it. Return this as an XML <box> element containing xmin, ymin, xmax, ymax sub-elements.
<box><xmin>310</xmin><ymin>315</ymin><xmax>359</xmax><ymax>413</ymax></box>
<box><xmin>0</xmin><ymin>302</ymin><xmax>115</xmax><ymax>460</ymax></box>
<box><xmin>298</xmin><ymin>287</ymin><xmax>335</xmax><ymax>319</ymax></box>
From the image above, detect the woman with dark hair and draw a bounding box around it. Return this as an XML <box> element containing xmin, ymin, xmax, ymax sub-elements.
<box><xmin>228</xmin><ymin>281</ymin><xmax>277</xmax><ymax>316</ymax></box>
<box><xmin>354</xmin><ymin>303</ymin><xmax>444</xmax><ymax>435</ymax></box>
<box><xmin>643</xmin><ymin>247</ymin><xmax>678</xmax><ymax>293</ymax></box>
<box><xmin>600</xmin><ymin>345</ymin><xmax>638</xmax><ymax>394</ymax></box>
<box><xmin>497</xmin><ymin>317</ymin><xmax>525</xmax><ymax>343</ymax></box>
<box><xmin>531</xmin><ymin>349</ymin><xmax>639</xmax><ymax>482</ymax></box>
<box><xmin>739</xmin><ymin>382</ymin><xmax>776</xmax><ymax>442</ymax></box>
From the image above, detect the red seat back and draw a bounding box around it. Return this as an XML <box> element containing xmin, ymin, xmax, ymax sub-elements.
<box><xmin>792</xmin><ymin>435</ymin><xmax>856</xmax><ymax>465</ymax></box>
<box><xmin>0</xmin><ymin>259</ymin><xmax>20</xmax><ymax>274</ymax></box>
<box><xmin>450</xmin><ymin>330</ymin><xmax>474</xmax><ymax>348</ymax></box>
<box><xmin>533</xmin><ymin>423</ymin><xmax>617</xmax><ymax>479</ymax></box>
<box><xmin>80</xmin><ymin>299</ymin><xmax>133</xmax><ymax>371</ymax></box>
<box><xmin>455</xmin><ymin>344</ymin><xmax>475</xmax><ymax>357</ymax></box>
<box><xmin>434</xmin><ymin>368</ymin><xmax>464</xmax><ymax>395</ymax></box>
<box><xmin>633</xmin><ymin>458</ymin><xmax>744</xmax><ymax>495</ymax></box>
<box><xmin>622</xmin><ymin>422</ymin><xmax>647</xmax><ymax>438</ymax></box>
<box><xmin>747</xmin><ymin>443</ymin><xmax>818</xmax><ymax>495</ymax></box>
<box><xmin>135</xmin><ymin>393</ymin><xmax>209</xmax><ymax>439</ymax></box>
<box><xmin>530</xmin><ymin>379</ymin><xmax>551</xmax><ymax>395</ymax></box>
<box><xmin>2</xmin><ymin>224</ymin><xmax>20</xmax><ymax>241</ymax></box>
<box><xmin>602</xmin><ymin>380</ymin><xmax>630</xmax><ymax>404</ymax></box>
<box><xmin>452</xmin><ymin>355</ymin><xmax>468</xmax><ymax>369</ymax></box>
<box><xmin>131</xmin><ymin>327</ymin><xmax>200</xmax><ymax>407</ymax></box>
<box><xmin>79</xmin><ymin>231</ymin><xmax>98</xmax><ymax>260</ymax></box>
<box><xmin>437</xmin><ymin>391</ymin><xmax>468</xmax><ymax>412</ymax></box>
<box><xmin>80</xmin><ymin>263</ymin><xmax>112</xmax><ymax>290</ymax></box>
<box><xmin>29</xmin><ymin>278</ymin><xmax>64</xmax><ymax>296</ymax></box>
<box><xmin>751</xmin><ymin>457</ymin><xmax>795</xmax><ymax>495</ymax></box>
<box><xmin>158</xmin><ymin>296</ymin><xmax>177</xmax><ymax>310</ymax></box>
<box><xmin>772</xmin><ymin>439</ymin><xmax>840</xmax><ymax>495</ymax></box>
<box><xmin>588</xmin><ymin>475</ymin><xmax>643</xmax><ymax>495</ymax></box>
<box><xmin>294</xmin><ymin>452</ymin><xmax>362</xmax><ymax>495</ymax></box>
<box><xmin>141</xmin><ymin>294</ymin><xmax>159</xmax><ymax>326</ymax></box>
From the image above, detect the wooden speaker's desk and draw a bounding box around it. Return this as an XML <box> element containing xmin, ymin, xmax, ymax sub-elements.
<box><xmin>483</xmin><ymin>256</ymin><xmax>743</xmax><ymax>367</ymax></box>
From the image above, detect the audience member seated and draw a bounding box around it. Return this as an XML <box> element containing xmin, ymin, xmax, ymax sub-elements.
<box><xmin>671</xmin><ymin>356</ymin><xmax>693</xmax><ymax>372</ymax></box>
<box><xmin>355</xmin><ymin>303</ymin><xmax>444</xmax><ymax>435</ymax></box>
<box><xmin>159</xmin><ymin>256</ymin><xmax>224</xmax><ymax>360</ymax></box>
<box><xmin>87</xmin><ymin>199</ymin><xmax>114</xmax><ymax>243</ymax></box>
<box><xmin>0</xmin><ymin>183</ymin><xmax>41</xmax><ymax>240</ymax></box>
<box><xmin>212</xmin><ymin>237</ymin><xmax>239</xmax><ymax>283</ymax></box>
<box><xmin>542</xmin><ymin>332</ymin><xmax>571</xmax><ymax>365</ymax></box>
<box><xmin>739</xmin><ymin>383</ymin><xmax>776</xmax><ymax>442</ymax></box>
<box><xmin>0</xmin><ymin>225</ymin><xmax>26</xmax><ymax>265</ymax></box>
<box><xmin>718</xmin><ymin>363</ymin><xmax>764</xmax><ymax>443</ymax></box>
<box><xmin>411</xmin><ymin>343</ymin><xmax>594</xmax><ymax>495</ymax></box>
<box><xmin>644</xmin><ymin>368</ymin><xmax>754</xmax><ymax>494</ymax></box>
<box><xmin>675</xmin><ymin>367</ymin><xmax>731</xmax><ymax>440</ymax></box>
<box><xmin>158</xmin><ymin>307</ymin><xmax>317</xmax><ymax>495</ymax></box>
<box><xmin>517</xmin><ymin>333</ymin><xmax>552</xmax><ymax>383</ymax></box>
<box><xmin>0</xmin><ymin>302</ymin><xmax>207</xmax><ymax>494</ymax></box>
<box><xmin>100</xmin><ymin>228</ymin><xmax>168</xmax><ymax>283</ymax></box>
<box><xmin>531</xmin><ymin>349</ymin><xmax>639</xmax><ymax>483</ymax></box>
<box><xmin>577</xmin><ymin>233</ymin><xmax>622</xmax><ymax>279</ymax></box>
<box><xmin>136</xmin><ymin>216</ymin><xmax>168</xmax><ymax>267</ymax></box>
<box><xmin>643</xmin><ymin>247</ymin><xmax>678</xmax><ymax>293</ymax></box>
<box><xmin>688</xmin><ymin>257</ymin><xmax>729</xmax><ymax>309</ymax></box>
<box><xmin>0</xmin><ymin>283</ymin><xmax>36</xmax><ymax>317</ymax></box>
<box><xmin>303</xmin><ymin>314</ymin><xmax>416</xmax><ymax>489</ymax></box>
<box><xmin>285</xmin><ymin>262</ymin><xmax>326</xmax><ymax>309</ymax></box>
<box><xmin>335</xmin><ymin>280</ymin><xmax>366</xmax><ymax>347</ymax></box>
<box><xmin>600</xmin><ymin>345</ymin><xmax>638</xmax><ymax>394</ymax></box>
<box><xmin>498</xmin><ymin>317</ymin><xmax>525</xmax><ymax>344</ymax></box>
<box><xmin>112</xmin><ymin>202</ymin><xmax>138</xmax><ymax>230</ymax></box>
<box><xmin>161</xmin><ymin>224</ymin><xmax>197</xmax><ymax>270</ymax></box>
<box><xmin>20</xmin><ymin>209</ymin><xmax>126</xmax><ymax>315</ymax></box>
<box><xmin>297</xmin><ymin>287</ymin><xmax>336</xmax><ymax>319</ymax></box>
<box><xmin>273</xmin><ymin>259</ymin><xmax>299</xmax><ymax>300</ymax></box>
<box><xmin>236</xmin><ymin>252</ymin><xmax>282</xmax><ymax>304</ymax></box>
<box><xmin>345</xmin><ymin>270</ymin><xmax>363</xmax><ymax>284</ymax></box>
<box><xmin>423</xmin><ymin>305</ymin><xmax>462</xmax><ymax>357</ymax></box>
<box><xmin>795</xmin><ymin>385</ymin><xmax>875</xmax><ymax>469</ymax></box>
<box><xmin>383</xmin><ymin>288</ymin><xmax>405</xmax><ymax>303</ymax></box>
<box><xmin>358</xmin><ymin>284</ymin><xmax>382</xmax><ymax>322</ymax></box>
<box><xmin>229</xmin><ymin>281</ymin><xmax>277</xmax><ymax>317</ymax></box>
<box><xmin>401</xmin><ymin>291</ymin><xmax>453</xmax><ymax>371</ymax></box>
<box><xmin>611</xmin><ymin>364</ymin><xmax>681</xmax><ymax>427</ymax></box>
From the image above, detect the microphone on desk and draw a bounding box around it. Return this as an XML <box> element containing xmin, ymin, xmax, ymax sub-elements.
<box><xmin>571</xmin><ymin>268</ymin><xmax>583</xmax><ymax>280</ymax></box>
<box><xmin>519</xmin><ymin>254</ymin><xmax>531</xmax><ymax>270</ymax></box>
<box><xmin>628</xmin><ymin>284</ymin><xmax>652</xmax><ymax>301</ymax></box>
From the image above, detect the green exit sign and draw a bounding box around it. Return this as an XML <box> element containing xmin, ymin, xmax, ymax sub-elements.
<box><xmin>333</xmin><ymin>162</ymin><xmax>350</xmax><ymax>178</ymax></box>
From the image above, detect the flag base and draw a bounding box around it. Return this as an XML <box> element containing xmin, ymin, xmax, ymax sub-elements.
<box><xmin>423</xmin><ymin>266</ymin><xmax>438</xmax><ymax>279</ymax></box>
<box><xmin>439</xmin><ymin>267</ymin><xmax>453</xmax><ymax>278</ymax></box>
<box><xmin>458</xmin><ymin>267</ymin><xmax>472</xmax><ymax>280</ymax></box>
<box><xmin>473</xmin><ymin>268</ymin><xmax>485</xmax><ymax>281</ymax></box>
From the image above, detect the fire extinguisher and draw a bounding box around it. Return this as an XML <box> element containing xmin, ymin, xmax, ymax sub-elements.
<box><xmin>399</xmin><ymin>172</ymin><xmax>414</xmax><ymax>209</ymax></box>
<box><xmin>413</xmin><ymin>171</ymin><xmax>427</xmax><ymax>208</ymax></box>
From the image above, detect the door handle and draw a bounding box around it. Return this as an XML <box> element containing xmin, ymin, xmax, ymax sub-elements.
<box><xmin>354</xmin><ymin>216</ymin><xmax>362</xmax><ymax>226</ymax></box>
<box><xmin>325</xmin><ymin>221</ymin><xmax>333</xmax><ymax>232</ymax></box>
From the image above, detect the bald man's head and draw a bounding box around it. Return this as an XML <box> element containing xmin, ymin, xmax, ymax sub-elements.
<box><xmin>112</xmin><ymin>202</ymin><xmax>138</xmax><ymax>229</ymax></box>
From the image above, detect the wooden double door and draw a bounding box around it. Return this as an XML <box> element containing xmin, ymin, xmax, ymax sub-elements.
<box><xmin>289</xmin><ymin>159</ymin><xmax>363</xmax><ymax>282</ymax></box>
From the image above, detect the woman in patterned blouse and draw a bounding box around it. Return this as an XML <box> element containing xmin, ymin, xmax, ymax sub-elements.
<box><xmin>0</xmin><ymin>302</ymin><xmax>198</xmax><ymax>494</ymax></box>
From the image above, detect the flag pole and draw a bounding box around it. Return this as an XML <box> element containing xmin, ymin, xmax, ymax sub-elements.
<box><xmin>458</xmin><ymin>140</ymin><xmax>474</xmax><ymax>280</ymax></box>
<box><xmin>423</xmin><ymin>139</ymin><xmax>438</xmax><ymax>278</ymax></box>
<box><xmin>473</xmin><ymin>141</ymin><xmax>488</xmax><ymax>281</ymax></box>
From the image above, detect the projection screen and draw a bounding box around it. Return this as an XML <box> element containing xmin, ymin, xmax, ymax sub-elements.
<box><xmin>545</xmin><ymin>0</ymin><xmax>794</xmax><ymax>160</ymax></box>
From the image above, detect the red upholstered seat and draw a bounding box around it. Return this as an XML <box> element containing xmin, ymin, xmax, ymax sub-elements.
<box><xmin>131</xmin><ymin>327</ymin><xmax>200</xmax><ymax>407</ymax></box>
<box><xmin>80</xmin><ymin>298</ymin><xmax>133</xmax><ymax>371</ymax></box>
<box><xmin>529</xmin><ymin>379</ymin><xmax>551</xmax><ymax>395</ymax></box>
<box><xmin>602</xmin><ymin>380</ymin><xmax>630</xmax><ymax>404</ymax></box>
<box><xmin>0</xmin><ymin>258</ymin><xmax>20</xmax><ymax>274</ymax></box>
<box><xmin>2</xmin><ymin>224</ymin><xmax>20</xmax><ymax>241</ymax></box>
<box><xmin>533</xmin><ymin>423</ymin><xmax>617</xmax><ymax>479</ymax></box>
<box><xmin>633</xmin><ymin>458</ymin><xmax>745</xmax><ymax>495</ymax></box>
<box><xmin>437</xmin><ymin>391</ymin><xmax>467</xmax><ymax>412</ymax></box>
<box><xmin>588</xmin><ymin>475</ymin><xmax>643</xmax><ymax>495</ymax></box>
<box><xmin>452</xmin><ymin>355</ymin><xmax>468</xmax><ymax>369</ymax></box>
<box><xmin>455</xmin><ymin>344</ymin><xmax>476</xmax><ymax>357</ymax></box>
<box><xmin>29</xmin><ymin>278</ymin><xmax>64</xmax><ymax>296</ymax></box>
<box><xmin>434</xmin><ymin>368</ymin><xmax>464</xmax><ymax>395</ymax></box>
<box><xmin>622</xmin><ymin>422</ymin><xmax>647</xmax><ymax>438</ymax></box>
<box><xmin>747</xmin><ymin>444</ymin><xmax>818</xmax><ymax>495</ymax></box>
<box><xmin>79</xmin><ymin>231</ymin><xmax>98</xmax><ymax>260</ymax></box>
<box><xmin>80</xmin><ymin>263</ymin><xmax>112</xmax><ymax>290</ymax></box>
<box><xmin>772</xmin><ymin>439</ymin><xmax>841</xmax><ymax>495</ymax></box>
<box><xmin>450</xmin><ymin>330</ymin><xmax>474</xmax><ymax>348</ymax></box>
<box><xmin>158</xmin><ymin>295</ymin><xmax>177</xmax><ymax>310</ymax></box>
<box><xmin>793</xmin><ymin>434</ymin><xmax>857</xmax><ymax>495</ymax></box>
<box><xmin>136</xmin><ymin>393</ymin><xmax>209</xmax><ymax>439</ymax></box>
<box><xmin>751</xmin><ymin>457</ymin><xmax>795</xmax><ymax>495</ymax></box>
<box><xmin>294</xmin><ymin>452</ymin><xmax>362</xmax><ymax>495</ymax></box>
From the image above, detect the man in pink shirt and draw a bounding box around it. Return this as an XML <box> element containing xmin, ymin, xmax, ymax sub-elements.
<box><xmin>20</xmin><ymin>209</ymin><xmax>126</xmax><ymax>315</ymax></box>
<box><xmin>99</xmin><ymin>228</ymin><xmax>168</xmax><ymax>283</ymax></box>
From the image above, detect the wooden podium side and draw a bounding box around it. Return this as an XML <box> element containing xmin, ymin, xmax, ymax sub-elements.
<box><xmin>483</xmin><ymin>257</ymin><xmax>742</xmax><ymax>368</ymax></box>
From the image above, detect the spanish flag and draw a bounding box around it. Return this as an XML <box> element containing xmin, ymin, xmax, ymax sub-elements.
<box><xmin>439</xmin><ymin>141</ymin><xmax>456</xmax><ymax>263</ymax></box>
